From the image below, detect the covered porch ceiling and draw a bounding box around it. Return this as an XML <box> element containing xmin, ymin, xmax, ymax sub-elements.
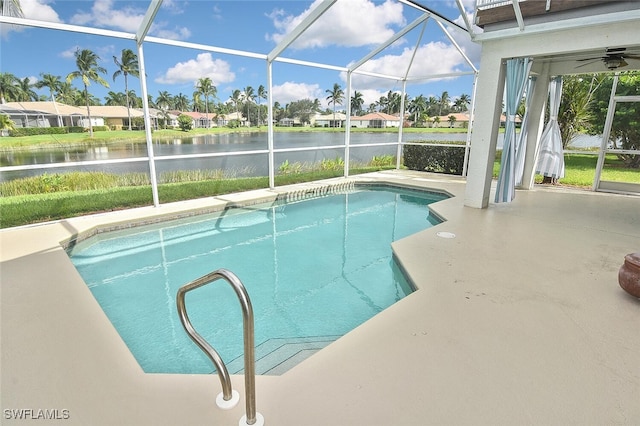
<box><xmin>473</xmin><ymin>0</ymin><xmax>640</xmax><ymax>76</ymax></box>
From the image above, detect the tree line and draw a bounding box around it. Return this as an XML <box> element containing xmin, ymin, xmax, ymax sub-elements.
<box><xmin>0</xmin><ymin>47</ymin><xmax>472</xmax><ymax>131</ymax></box>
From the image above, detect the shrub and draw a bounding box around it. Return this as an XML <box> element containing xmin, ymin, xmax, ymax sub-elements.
<box><xmin>370</xmin><ymin>155</ymin><xmax>395</xmax><ymax>167</ymax></box>
<box><xmin>403</xmin><ymin>142</ymin><xmax>466</xmax><ymax>175</ymax></box>
<box><xmin>178</xmin><ymin>114</ymin><xmax>193</xmax><ymax>131</ymax></box>
<box><xmin>320</xmin><ymin>156</ymin><xmax>344</xmax><ymax>171</ymax></box>
<box><xmin>278</xmin><ymin>159</ymin><xmax>304</xmax><ymax>175</ymax></box>
<box><xmin>227</xmin><ymin>119</ymin><xmax>241</xmax><ymax>128</ymax></box>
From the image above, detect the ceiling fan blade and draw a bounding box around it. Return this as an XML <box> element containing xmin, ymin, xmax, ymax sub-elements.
<box><xmin>576</xmin><ymin>57</ymin><xmax>602</xmax><ymax>62</ymax></box>
<box><xmin>575</xmin><ymin>59</ymin><xmax>600</xmax><ymax>68</ymax></box>
<box><xmin>624</xmin><ymin>54</ymin><xmax>640</xmax><ymax>60</ymax></box>
<box><xmin>619</xmin><ymin>59</ymin><xmax>629</xmax><ymax>68</ymax></box>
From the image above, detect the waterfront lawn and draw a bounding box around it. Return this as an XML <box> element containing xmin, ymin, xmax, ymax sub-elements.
<box><xmin>2</xmin><ymin>153</ymin><xmax>637</xmax><ymax>229</ymax></box>
<box><xmin>0</xmin><ymin>169</ymin><xmax>364</xmax><ymax>228</ymax></box>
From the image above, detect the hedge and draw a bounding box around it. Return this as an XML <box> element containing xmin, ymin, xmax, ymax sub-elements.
<box><xmin>9</xmin><ymin>126</ymin><xmax>110</xmax><ymax>137</ymax></box>
<box><xmin>403</xmin><ymin>142</ymin><xmax>466</xmax><ymax>175</ymax></box>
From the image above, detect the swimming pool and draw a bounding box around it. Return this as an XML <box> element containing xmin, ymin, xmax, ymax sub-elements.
<box><xmin>68</xmin><ymin>184</ymin><xmax>447</xmax><ymax>375</ymax></box>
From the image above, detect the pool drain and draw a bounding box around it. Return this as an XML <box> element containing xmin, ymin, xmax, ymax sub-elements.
<box><xmin>437</xmin><ymin>231</ymin><xmax>456</xmax><ymax>239</ymax></box>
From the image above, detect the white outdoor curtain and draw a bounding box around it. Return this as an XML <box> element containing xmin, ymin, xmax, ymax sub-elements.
<box><xmin>515</xmin><ymin>76</ymin><xmax>537</xmax><ymax>186</ymax></box>
<box><xmin>495</xmin><ymin>57</ymin><xmax>532</xmax><ymax>203</ymax></box>
<box><xmin>535</xmin><ymin>76</ymin><xmax>565</xmax><ymax>181</ymax></box>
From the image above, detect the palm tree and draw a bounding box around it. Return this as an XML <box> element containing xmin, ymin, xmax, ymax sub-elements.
<box><xmin>229</xmin><ymin>89</ymin><xmax>242</xmax><ymax>115</ymax></box>
<box><xmin>16</xmin><ymin>77</ymin><xmax>38</xmax><ymax>101</ymax></box>
<box><xmin>423</xmin><ymin>96</ymin><xmax>436</xmax><ymax>116</ymax></box>
<box><xmin>56</xmin><ymin>81</ymin><xmax>81</xmax><ymax>105</ymax></box>
<box><xmin>0</xmin><ymin>113</ymin><xmax>15</xmax><ymax>131</ymax></box>
<box><xmin>126</xmin><ymin>89</ymin><xmax>141</xmax><ymax>108</ymax></box>
<box><xmin>113</xmin><ymin>48</ymin><xmax>139</xmax><ymax>130</ymax></box>
<box><xmin>350</xmin><ymin>90</ymin><xmax>364</xmax><ymax>116</ymax></box>
<box><xmin>242</xmin><ymin>86</ymin><xmax>255</xmax><ymax>126</ymax></box>
<box><xmin>191</xmin><ymin>92</ymin><xmax>203</xmax><ymax>112</ymax></box>
<box><xmin>173</xmin><ymin>93</ymin><xmax>190</xmax><ymax>112</ymax></box>
<box><xmin>257</xmin><ymin>85</ymin><xmax>267</xmax><ymax>126</ymax></box>
<box><xmin>273</xmin><ymin>101</ymin><xmax>283</xmax><ymax>122</ymax></box>
<box><xmin>155</xmin><ymin>91</ymin><xmax>172</xmax><ymax>111</ymax></box>
<box><xmin>35</xmin><ymin>73</ymin><xmax>64</xmax><ymax>126</ymax></box>
<box><xmin>0</xmin><ymin>72</ymin><xmax>20</xmax><ymax>103</ymax></box>
<box><xmin>386</xmin><ymin>90</ymin><xmax>402</xmax><ymax>114</ymax></box>
<box><xmin>35</xmin><ymin>74</ymin><xmax>62</xmax><ymax>102</ymax></box>
<box><xmin>454</xmin><ymin>93</ymin><xmax>471</xmax><ymax>112</ymax></box>
<box><xmin>325</xmin><ymin>83</ymin><xmax>344</xmax><ymax>127</ymax></box>
<box><xmin>195</xmin><ymin>77</ymin><xmax>216</xmax><ymax>127</ymax></box>
<box><xmin>66</xmin><ymin>49</ymin><xmax>109</xmax><ymax>137</ymax></box>
<box><xmin>408</xmin><ymin>95</ymin><xmax>427</xmax><ymax>125</ymax></box>
<box><xmin>377</xmin><ymin>95</ymin><xmax>388</xmax><ymax>113</ymax></box>
<box><xmin>104</xmin><ymin>91</ymin><xmax>126</xmax><ymax>106</ymax></box>
<box><xmin>438</xmin><ymin>91</ymin><xmax>450</xmax><ymax>116</ymax></box>
<box><xmin>1</xmin><ymin>0</ymin><xmax>23</xmax><ymax>17</ymax></box>
<box><xmin>146</xmin><ymin>94</ymin><xmax>157</xmax><ymax>109</ymax></box>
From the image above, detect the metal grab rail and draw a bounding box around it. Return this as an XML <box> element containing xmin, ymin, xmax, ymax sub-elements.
<box><xmin>176</xmin><ymin>268</ymin><xmax>263</xmax><ymax>426</ymax></box>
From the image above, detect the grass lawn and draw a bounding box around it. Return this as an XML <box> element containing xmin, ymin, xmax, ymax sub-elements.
<box><xmin>492</xmin><ymin>153</ymin><xmax>640</xmax><ymax>186</ymax></box>
<box><xmin>0</xmin><ymin>168</ymin><xmax>383</xmax><ymax>228</ymax></box>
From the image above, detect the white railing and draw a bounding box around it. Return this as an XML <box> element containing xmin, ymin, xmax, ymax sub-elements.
<box><xmin>475</xmin><ymin>0</ymin><xmax>516</xmax><ymax>10</ymax></box>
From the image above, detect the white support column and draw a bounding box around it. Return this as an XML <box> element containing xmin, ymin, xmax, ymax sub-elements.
<box><xmin>520</xmin><ymin>61</ymin><xmax>551</xmax><ymax>189</ymax></box>
<box><xmin>397</xmin><ymin>80</ymin><xmax>407</xmax><ymax>170</ymax></box>
<box><xmin>267</xmin><ymin>61</ymin><xmax>275</xmax><ymax>189</ymax></box>
<box><xmin>464</xmin><ymin>52</ymin><xmax>505</xmax><ymax>208</ymax></box>
<box><xmin>136</xmin><ymin>43</ymin><xmax>160</xmax><ymax>207</ymax></box>
<box><xmin>344</xmin><ymin>71</ymin><xmax>352</xmax><ymax>177</ymax></box>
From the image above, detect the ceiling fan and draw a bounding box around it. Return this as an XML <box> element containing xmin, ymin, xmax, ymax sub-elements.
<box><xmin>576</xmin><ymin>47</ymin><xmax>640</xmax><ymax>70</ymax></box>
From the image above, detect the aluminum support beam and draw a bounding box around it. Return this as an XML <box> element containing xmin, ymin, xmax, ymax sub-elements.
<box><xmin>267</xmin><ymin>0</ymin><xmax>336</xmax><ymax>62</ymax></box>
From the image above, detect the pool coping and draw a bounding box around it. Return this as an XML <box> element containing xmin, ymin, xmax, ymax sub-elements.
<box><xmin>3</xmin><ymin>169</ymin><xmax>639</xmax><ymax>425</ymax></box>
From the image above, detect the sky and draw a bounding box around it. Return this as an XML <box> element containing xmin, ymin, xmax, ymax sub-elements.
<box><xmin>1</xmin><ymin>0</ymin><xmax>482</xmax><ymax>111</ymax></box>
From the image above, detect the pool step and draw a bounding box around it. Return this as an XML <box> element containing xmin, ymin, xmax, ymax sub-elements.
<box><xmin>227</xmin><ymin>335</ymin><xmax>341</xmax><ymax>376</ymax></box>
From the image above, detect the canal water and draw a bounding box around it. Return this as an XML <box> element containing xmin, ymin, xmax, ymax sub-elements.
<box><xmin>0</xmin><ymin>132</ymin><xmax>469</xmax><ymax>181</ymax></box>
<box><xmin>1</xmin><ymin>131</ymin><xmax>599</xmax><ymax>182</ymax></box>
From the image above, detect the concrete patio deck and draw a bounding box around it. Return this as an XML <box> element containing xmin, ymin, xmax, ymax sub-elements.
<box><xmin>1</xmin><ymin>170</ymin><xmax>638</xmax><ymax>425</ymax></box>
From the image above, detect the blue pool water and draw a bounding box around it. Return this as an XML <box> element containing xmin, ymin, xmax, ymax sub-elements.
<box><xmin>69</xmin><ymin>185</ymin><xmax>447</xmax><ymax>375</ymax></box>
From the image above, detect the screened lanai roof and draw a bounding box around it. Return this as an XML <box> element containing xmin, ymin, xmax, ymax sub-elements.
<box><xmin>0</xmin><ymin>0</ymin><xmax>478</xmax><ymax>89</ymax></box>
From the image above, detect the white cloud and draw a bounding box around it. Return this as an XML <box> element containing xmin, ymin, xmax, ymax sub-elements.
<box><xmin>349</xmin><ymin>41</ymin><xmax>474</xmax><ymax>89</ymax></box>
<box><xmin>68</xmin><ymin>0</ymin><xmax>190</xmax><ymax>40</ymax></box>
<box><xmin>358</xmin><ymin>89</ymin><xmax>390</xmax><ymax>109</ymax></box>
<box><xmin>271</xmin><ymin>82</ymin><xmax>322</xmax><ymax>105</ymax></box>
<box><xmin>59</xmin><ymin>45</ymin><xmax>112</xmax><ymax>61</ymax></box>
<box><xmin>154</xmin><ymin>26</ymin><xmax>192</xmax><ymax>40</ymax></box>
<box><xmin>448</xmin><ymin>22</ymin><xmax>482</xmax><ymax>64</ymax></box>
<box><xmin>59</xmin><ymin>46</ymin><xmax>81</xmax><ymax>59</ymax></box>
<box><xmin>22</xmin><ymin>0</ymin><xmax>62</xmax><ymax>22</ymax></box>
<box><xmin>267</xmin><ymin>0</ymin><xmax>405</xmax><ymax>49</ymax></box>
<box><xmin>70</xmin><ymin>0</ymin><xmax>144</xmax><ymax>32</ymax></box>
<box><xmin>155</xmin><ymin>53</ymin><xmax>236</xmax><ymax>86</ymax></box>
<box><xmin>160</xmin><ymin>0</ymin><xmax>185</xmax><ymax>16</ymax></box>
<box><xmin>1</xmin><ymin>0</ymin><xmax>62</xmax><ymax>37</ymax></box>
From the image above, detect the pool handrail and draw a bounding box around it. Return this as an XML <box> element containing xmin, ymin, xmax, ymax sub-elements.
<box><xmin>176</xmin><ymin>268</ymin><xmax>262</xmax><ymax>425</ymax></box>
